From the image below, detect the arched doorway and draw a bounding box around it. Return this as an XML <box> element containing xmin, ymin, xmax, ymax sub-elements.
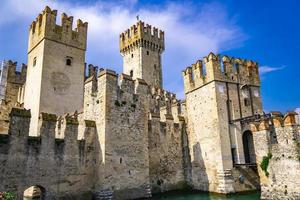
<box><xmin>23</xmin><ymin>185</ymin><xmax>45</xmax><ymax>200</ymax></box>
<box><xmin>242</xmin><ymin>130</ymin><xmax>256</xmax><ymax>164</ymax></box>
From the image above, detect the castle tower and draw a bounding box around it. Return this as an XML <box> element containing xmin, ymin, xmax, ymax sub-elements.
<box><xmin>0</xmin><ymin>60</ymin><xmax>27</xmax><ymax>134</ymax></box>
<box><xmin>182</xmin><ymin>53</ymin><xmax>263</xmax><ymax>193</ymax></box>
<box><xmin>120</xmin><ymin>21</ymin><xmax>164</xmax><ymax>88</ymax></box>
<box><xmin>23</xmin><ymin>6</ymin><xmax>88</xmax><ymax>135</ymax></box>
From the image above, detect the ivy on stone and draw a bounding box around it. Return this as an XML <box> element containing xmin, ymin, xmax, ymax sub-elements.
<box><xmin>0</xmin><ymin>192</ymin><xmax>15</xmax><ymax>200</ymax></box>
<box><xmin>260</xmin><ymin>152</ymin><xmax>272</xmax><ymax>177</ymax></box>
<box><xmin>296</xmin><ymin>142</ymin><xmax>300</xmax><ymax>162</ymax></box>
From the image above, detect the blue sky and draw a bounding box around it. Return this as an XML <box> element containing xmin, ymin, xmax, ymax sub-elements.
<box><xmin>0</xmin><ymin>0</ymin><xmax>299</xmax><ymax>112</ymax></box>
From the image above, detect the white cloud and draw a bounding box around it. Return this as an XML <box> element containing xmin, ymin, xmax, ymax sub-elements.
<box><xmin>259</xmin><ymin>65</ymin><xmax>285</xmax><ymax>75</ymax></box>
<box><xmin>0</xmin><ymin>0</ymin><xmax>246</xmax><ymax>99</ymax></box>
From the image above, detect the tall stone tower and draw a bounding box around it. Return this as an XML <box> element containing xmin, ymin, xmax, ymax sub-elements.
<box><xmin>119</xmin><ymin>21</ymin><xmax>164</xmax><ymax>88</ymax></box>
<box><xmin>24</xmin><ymin>6</ymin><xmax>88</xmax><ymax>135</ymax></box>
<box><xmin>182</xmin><ymin>53</ymin><xmax>263</xmax><ymax>193</ymax></box>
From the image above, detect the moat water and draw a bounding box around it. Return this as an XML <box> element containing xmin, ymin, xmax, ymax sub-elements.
<box><xmin>149</xmin><ymin>191</ymin><xmax>260</xmax><ymax>200</ymax></box>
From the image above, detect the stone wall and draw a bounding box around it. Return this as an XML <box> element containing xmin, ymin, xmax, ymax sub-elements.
<box><xmin>147</xmin><ymin>84</ymin><xmax>187</xmax><ymax>194</ymax></box>
<box><xmin>83</xmin><ymin>70</ymin><xmax>151</xmax><ymax>199</ymax></box>
<box><xmin>102</xmin><ymin>72</ymin><xmax>151</xmax><ymax>199</ymax></box>
<box><xmin>251</xmin><ymin>112</ymin><xmax>300</xmax><ymax>199</ymax></box>
<box><xmin>0</xmin><ymin>108</ymin><xmax>98</xmax><ymax>199</ymax></box>
<box><xmin>148</xmin><ymin>116</ymin><xmax>186</xmax><ymax>193</ymax></box>
<box><xmin>82</xmin><ymin>68</ymin><xmax>188</xmax><ymax>199</ymax></box>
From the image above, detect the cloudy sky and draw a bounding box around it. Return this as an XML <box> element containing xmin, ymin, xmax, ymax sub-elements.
<box><xmin>0</xmin><ymin>0</ymin><xmax>299</xmax><ymax>112</ymax></box>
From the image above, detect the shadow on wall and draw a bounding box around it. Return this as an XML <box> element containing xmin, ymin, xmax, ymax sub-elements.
<box><xmin>191</xmin><ymin>142</ymin><xmax>209</xmax><ymax>191</ymax></box>
<box><xmin>92</xmin><ymin>125</ymin><xmax>105</xmax><ymax>198</ymax></box>
<box><xmin>182</xmin><ymin>123</ymin><xmax>192</xmax><ymax>186</ymax></box>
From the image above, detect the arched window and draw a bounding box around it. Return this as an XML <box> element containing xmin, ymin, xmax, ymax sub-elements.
<box><xmin>130</xmin><ymin>70</ymin><xmax>133</xmax><ymax>77</ymax></box>
<box><xmin>66</xmin><ymin>57</ymin><xmax>72</xmax><ymax>66</ymax></box>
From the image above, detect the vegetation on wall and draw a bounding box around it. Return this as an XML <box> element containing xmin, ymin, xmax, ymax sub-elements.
<box><xmin>260</xmin><ymin>152</ymin><xmax>272</xmax><ymax>177</ymax></box>
<box><xmin>0</xmin><ymin>192</ymin><xmax>15</xmax><ymax>200</ymax></box>
<box><xmin>296</xmin><ymin>142</ymin><xmax>300</xmax><ymax>162</ymax></box>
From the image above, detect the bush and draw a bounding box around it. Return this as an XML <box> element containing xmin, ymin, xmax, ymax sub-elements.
<box><xmin>297</xmin><ymin>142</ymin><xmax>300</xmax><ymax>162</ymax></box>
<box><xmin>260</xmin><ymin>152</ymin><xmax>272</xmax><ymax>177</ymax></box>
<box><xmin>0</xmin><ymin>192</ymin><xmax>15</xmax><ymax>200</ymax></box>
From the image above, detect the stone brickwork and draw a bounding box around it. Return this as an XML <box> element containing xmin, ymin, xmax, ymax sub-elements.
<box><xmin>250</xmin><ymin>112</ymin><xmax>300</xmax><ymax>200</ymax></box>
<box><xmin>148</xmin><ymin>115</ymin><xmax>186</xmax><ymax>193</ymax></box>
<box><xmin>1</xmin><ymin>5</ymin><xmax>298</xmax><ymax>200</ymax></box>
<box><xmin>0</xmin><ymin>108</ymin><xmax>98</xmax><ymax>200</ymax></box>
<box><xmin>24</xmin><ymin>6</ymin><xmax>87</xmax><ymax>136</ymax></box>
<box><xmin>83</xmin><ymin>70</ymin><xmax>151</xmax><ymax>199</ymax></box>
<box><xmin>0</xmin><ymin>61</ymin><xmax>26</xmax><ymax>134</ymax></box>
<box><xmin>120</xmin><ymin>21</ymin><xmax>164</xmax><ymax>87</ymax></box>
<box><xmin>182</xmin><ymin>52</ymin><xmax>262</xmax><ymax>193</ymax></box>
<box><xmin>82</xmin><ymin>68</ymin><xmax>187</xmax><ymax>199</ymax></box>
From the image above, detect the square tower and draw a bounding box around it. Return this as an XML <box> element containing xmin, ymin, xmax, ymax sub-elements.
<box><xmin>24</xmin><ymin>6</ymin><xmax>88</xmax><ymax>135</ymax></box>
<box><xmin>182</xmin><ymin>53</ymin><xmax>263</xmax><ymax>193</ymax></box>
<box><xmin>120</xmin><ymin>21</ymin><xmax>164</xmax><ymax>88</ymax></box>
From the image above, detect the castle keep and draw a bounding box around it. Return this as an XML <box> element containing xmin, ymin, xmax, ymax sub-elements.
<box><xmin>0</xmin><ymin>6</ymin><xmax>299</xmax><ymax>200</ymax></box>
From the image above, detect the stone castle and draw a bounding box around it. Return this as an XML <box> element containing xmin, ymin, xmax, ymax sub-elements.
<box><xmin>0</xmin><ymin>6</ymin><xmax>299</xmax><ymax>200</ymax></box>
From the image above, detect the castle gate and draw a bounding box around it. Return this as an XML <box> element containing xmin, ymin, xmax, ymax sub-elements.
<box><xmin>242</xmin><ymin>130</ymin><xmax>256</xmax><ymax>164</ymax></box>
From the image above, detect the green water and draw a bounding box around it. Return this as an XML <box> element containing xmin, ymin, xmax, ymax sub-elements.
<box><xmin>150</xmin><ymin>191</ymin><xmax>260</xmax><ymax>200</ymax></box>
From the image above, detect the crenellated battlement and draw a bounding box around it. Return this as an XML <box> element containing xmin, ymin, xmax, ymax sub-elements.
<box><xmin>7</xmin><ymin>108</ymin><xmax>95</xmax><ymax>142</ymax></box>
<box><xmin>119</xmin><ymin>20</ymin><xmax>165</xmax><ymax>54</ymax></box>
<box><xmin>0</xmin><ymin>60</ymin><xmax>27</xmax><ymax>86</ymax></box>
<box><xmin>251</xmin><ymin>111</ymin><xmax>300</xmax><ymax>199</ymax></box>
<box><xmin>83</xmin><ymin>67</ymin><xmax>185</xmax><ymax>122</ymax></box>
<box><xmin>0</xmin><ymin>108</ymin><xmax>97</xmax><ymax>198</ymax></box>
<box><xmin>150</xmin><ymin>86</ymin><xmax>178</xmax><ymax>103</ymax></box>
<box><xmin>149</xmin><ymin>86</ymin><xmax>185</xmax><ymax>122</ymax></box>
<box><xmin>182</xmin><ymin>52</ymin><xmax>260</xmax><ymax>94</ymax></box>
<box><xmin>28</xmin><ymin>6</ymin><xmax>88</xmax><ymax>52</ymax></box>
<box><xmin>250</xmin><ymin>112</ymin><xmax>299</xmax><ymax>132</ymax></box>
<box><xmin>84</xmin><ymin>68</ymin><xmax>149</xmax><ymax>117</ymax></box>
<box><xmin>85</xmin><ymin>68</ymin><xmax>148</xmax><ymax>95</ymax></box>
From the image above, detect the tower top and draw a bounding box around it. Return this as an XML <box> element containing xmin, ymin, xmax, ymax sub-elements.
<box><xmin>182</xmin><ymin>52</ymin><xmax>260</xmax><ymax>94</ymax></box>
<box><xmin>119</xmin><ymin>21</ymin><xmax>165</xmax><ymax>54</ymax></box>
<box><xmin>28</xmin><ymin>6</ymin><xmax>88</xmax><ymax>52</ymax></box>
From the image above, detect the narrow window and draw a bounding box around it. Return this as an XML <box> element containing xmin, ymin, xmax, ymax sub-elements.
<box><xmin>131</xmin><ymin>54</ymin><xmax>134</xmax><ymax>58</ymax></box>
<box><xmin>244</xmin><ymin>98</ymin><xmax>250</xmax><ymax>107</ymax></box>
<box><xmin>130</xmin><ymin>70</ymin><xmax>133</xmax><ymax>77</ymax></box>
<box><xmin>33</xmin><ymin>57</ymin><xmax>37</xmax><ymax>67</ymax></box>
<box><xmin>147</xmin><ymin>51</ymin><xmax>149</xmax><ymax>55</ymax></box>
<box><xmin>66</xmin><ymin>57</ymin><xmax>72</xmax><ymax>66</ymax></box>
<box><xmin>231</xmin><ymin>148</ymin><xmax>236</xmax><ymax>164</ymax></box>
<box><xmin>120</xmin><ymin>157</ymin><xmax>122</xmax><ymax>164</ymax></box>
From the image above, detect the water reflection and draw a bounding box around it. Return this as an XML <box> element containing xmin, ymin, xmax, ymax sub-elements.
<box><xmin>149</xmin><ymin>191</ymin><xmax>260</xmax><ymax>200</ymax></box>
